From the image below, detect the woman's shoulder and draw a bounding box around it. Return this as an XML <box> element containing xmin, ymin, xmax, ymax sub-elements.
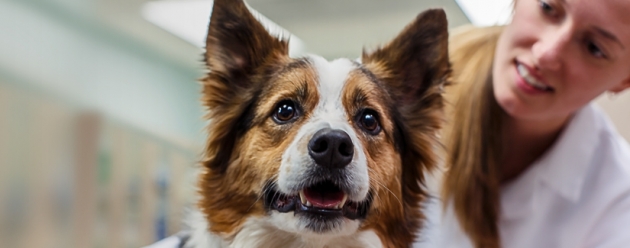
<box><xmin>578</xmin><ymin>104</ymin><xmax>630</xmax><ymax>200</ymax></box>
<box><xmin>581</xmin><ymin>107</ymin><xmax>630</xmax><ymax>245</ymax></box>
<box><xmin>534</xmin><ymin>104</ymin><xmax>630</xmax><ymax>202</ymax></box>
<box><xmin>590</xmin><ymin>104</ymin><xmax>630</xmax><ymax>170</ymax></box>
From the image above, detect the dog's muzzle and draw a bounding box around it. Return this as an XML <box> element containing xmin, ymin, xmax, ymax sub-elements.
<box><xmin>265</xmin><ymin>128</ymin><xmax>372</xmax><ymax>228</ymax></box>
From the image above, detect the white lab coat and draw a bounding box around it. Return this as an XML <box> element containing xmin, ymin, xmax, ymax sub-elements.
<box><xmin>415</xmin><ymin>103</ymin><xmax>630</xmax><ymax>248</ymax></box>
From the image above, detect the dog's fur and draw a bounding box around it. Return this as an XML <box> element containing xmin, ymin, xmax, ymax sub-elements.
<box><xmin>188</xmin><ymin>0</ymin><xmax>450</xmax><ymax>247</ymax></box>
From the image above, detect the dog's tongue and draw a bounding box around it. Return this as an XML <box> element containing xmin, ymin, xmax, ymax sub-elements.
<box><xmin>303</xmin><ymin>187</ymin><xmax>345</xmax><ymax>208</ymax></box>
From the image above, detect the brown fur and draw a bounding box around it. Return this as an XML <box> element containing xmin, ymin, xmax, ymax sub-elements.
<box><xmin>341</xmin><ymin>70</ymin><xmax>405</xmax><ymax>246</ymax></box>
<box><xmin>199</xmin><ymin>59</ymin><xmax>322</xmax><ymax>235</ymax></box>
<box><xmin>199</xmin><ymin>0</ymin><xmax>296</xmax><ymax>236</ymax></box>
<box><xmin>360</xmin><ymin>10</ymin><xmax>450</xmax><ymax>247</ymax></box>
<box><xmin>198</xmin><ymin>0</ymin><xmax>451</xmax><ymax>246</ymax></box>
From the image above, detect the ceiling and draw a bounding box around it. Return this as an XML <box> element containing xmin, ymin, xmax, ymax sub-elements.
<box><xmin>245</xmin><ymin>0</ymin><xmax>471</xmax><ymax>59</ymax></box>
<box><xmin>74</xmin><ymin>0</ymin><xmax>475</xmax><ymax>69</ymax></box>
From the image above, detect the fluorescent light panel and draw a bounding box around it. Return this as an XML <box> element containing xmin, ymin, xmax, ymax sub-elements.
<box><xmin>142</xmin><ymin>0</ymin><xmax>513</xmax><ymax>58</ymax></box>
<box><xmin>142</xmin><ymin>0</ymin><xmax>306</xmax><ymax>56</ymax></box>
<box><xmin>455</xmin><ymin>0</ymin><xmax>513</xmax><ymax>26</ymax></box>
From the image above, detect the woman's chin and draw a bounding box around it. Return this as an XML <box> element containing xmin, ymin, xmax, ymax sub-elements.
<box><xmin>494</xmin><ymin>90</ymin><xmax>538</xmax><ymax>120</ymax></box>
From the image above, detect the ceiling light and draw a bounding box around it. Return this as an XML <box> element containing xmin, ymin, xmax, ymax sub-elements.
<box><xmin>142</xmin><ymin>0</ymin><xmax>306</xmax><ymax>57</ymax></box>
<box><xmin>455</xmin><ymin>0</ymin><xmax>513</xmax><ymax>26</ymax></box>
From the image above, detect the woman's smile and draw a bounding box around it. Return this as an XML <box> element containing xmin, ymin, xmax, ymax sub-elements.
<box><xmin>514</xmin><ymin>60</ymin><xmax>554</xmax><ymax>94</ymax></box>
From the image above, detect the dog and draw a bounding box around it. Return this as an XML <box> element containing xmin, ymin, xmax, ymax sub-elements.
<box><xmin>172</xmin><ymin>0</ymin><xmax>450</xmax><ymax>247</ymax></box>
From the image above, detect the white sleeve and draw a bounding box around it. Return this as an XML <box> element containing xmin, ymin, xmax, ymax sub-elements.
<box><xmin>141</xmin><ymin>235</ymin><xmax>183</xmax><ymax>248</ymax></box>
<box><xmin>584</xmin><ymin>194</ymin><xmax>630</xmax><ymax>247</ymax></box>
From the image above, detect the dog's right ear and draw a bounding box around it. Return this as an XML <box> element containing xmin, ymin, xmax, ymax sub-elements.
<box><xmin>361</xmin><ymin>9</ymin><xmax>449</xmax><ymax>104</ymax></box>
<box><xmin>204</xmin><ymin>0</ymin><xmax>289</xmax><ymax>83</ymax></box>
<box><xmin>202</xmin><ymin>0</ymin><xmax>288</xmax><ymax>173</ymax></box>
<box><xmin>360</xmin><ymin>9</ymin><xmax>450</xmax><ymax>240</ymax></box>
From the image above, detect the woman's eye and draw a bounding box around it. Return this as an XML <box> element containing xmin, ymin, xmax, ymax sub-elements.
<box><xmin>358</xmin><ymin>109</ymin><xmax>381</xmax><ymax>135</ymax></box>
<box><xmin>586</xmin><ymin>41</ymin><xmax>606</xmax><ymax>59</ymax></box>
<box><xmin>273</xmin><ymin>100</ymin><xmax>298</xmax><ymax>123</ymax></box>
<box><xmin>538</xmin><ymin>0</ymin><xmax>557</xmax><ymax>16</ymax></box>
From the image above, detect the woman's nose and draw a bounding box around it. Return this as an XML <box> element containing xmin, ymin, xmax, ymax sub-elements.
<box><xmin>532</xmin><ymin>28</ymin><xmax>571</xmax><ymax>71</ymax></box>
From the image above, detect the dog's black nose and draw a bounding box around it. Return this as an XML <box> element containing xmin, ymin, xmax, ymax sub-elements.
<box><xmin>308</xmin><ymin>128</ymin><xmax>354</xmax><ymax>169</ymax></box>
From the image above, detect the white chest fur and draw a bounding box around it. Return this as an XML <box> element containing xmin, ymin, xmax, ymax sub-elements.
<box><xmin>184</xmin><ymin>211</ymin><xmax>383</xmax><ymax>248</ymax></box>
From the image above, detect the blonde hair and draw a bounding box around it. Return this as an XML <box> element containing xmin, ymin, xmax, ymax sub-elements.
<box><xmin>441</xmin><ymin>25</ymin><xmax>506</xmax><ymax>248</ymax></box>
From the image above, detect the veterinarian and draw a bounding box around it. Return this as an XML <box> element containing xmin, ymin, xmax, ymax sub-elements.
<box><xmin>416</xmin><ymin>0</ymin><xmax>630</xmax><ymax>247</ymax></box>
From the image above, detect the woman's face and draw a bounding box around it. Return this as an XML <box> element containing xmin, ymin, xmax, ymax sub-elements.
<box><xmin>493</xmin><ymin>0</ymin><xmax>630</xmax><ymax>122</ymax></box>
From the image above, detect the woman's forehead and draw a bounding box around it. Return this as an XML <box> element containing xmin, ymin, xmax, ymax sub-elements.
<box><xmin>568</xmin><ymin>0</ymin><xmax>630</xmax><ymax>43</ymax></box>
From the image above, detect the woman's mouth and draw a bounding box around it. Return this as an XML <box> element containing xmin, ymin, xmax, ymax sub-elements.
<box><xmin>515</xmin><ymin>62</ymin><xmax>554</xmax><ymax>93</ymax></box>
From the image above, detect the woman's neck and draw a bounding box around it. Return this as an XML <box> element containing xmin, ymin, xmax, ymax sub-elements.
<box><xmin>499</xmin><ymin>114</ymin><xmax>570</xmax><ymax>183</ymax></box>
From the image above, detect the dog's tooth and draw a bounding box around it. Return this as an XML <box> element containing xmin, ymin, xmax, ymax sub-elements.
<box><xmin>305</xmin><ymin>201</ymin><xmax>312</xmax><ymax>207</ymax></box>
<box><xmin>340</xmin><ymin>194</ymin><xmax>348</xmax><ymax>207</ymax></box>
<box><xmin>299</xmin><ymin>191</ymin><xmax>307</xmax><ymax>205</ymax></box>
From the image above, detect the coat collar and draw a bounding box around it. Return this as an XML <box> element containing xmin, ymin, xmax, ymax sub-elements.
<box><xmin>537</xmin><ymin>104</ymin><xmax>601</xmax><ymax>201</ymax></box>
<box><xmin>501</xmin><ymin>104</ymin><xmax>603</xmax><ymax>218</ymax></box>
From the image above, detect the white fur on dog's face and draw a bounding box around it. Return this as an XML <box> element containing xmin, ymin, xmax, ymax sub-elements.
<box><xmin>276</xmin><ymin>55</ymin><xmax>370</xmax><ymax>234</ymax></box>
<box><xmin>278</xmin><ymin>56</ymin><xmax>370</xmax><ymax>199</ymax></box>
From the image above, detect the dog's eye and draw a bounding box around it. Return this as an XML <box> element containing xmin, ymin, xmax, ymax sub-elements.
<box><xmin>273</xmin><ymin>100</ymin><xmax>298</xmax><ymax>123</ymax></box>
<box><xmin>358</xmin><ymin>109</ymin><xmax>381</xmax><ymax>135</ymax></box>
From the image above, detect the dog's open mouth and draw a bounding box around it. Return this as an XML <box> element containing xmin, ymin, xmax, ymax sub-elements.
<box><xmin>264</xmin><ymin>181</ymin><xmax>370</xmax><ymax>220</ymax></box>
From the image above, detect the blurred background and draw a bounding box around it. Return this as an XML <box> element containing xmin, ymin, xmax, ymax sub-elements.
<box><xmin>0</xmin><ymin>0</ymin><xmax>628</xmax><ymax>247</ymax></box>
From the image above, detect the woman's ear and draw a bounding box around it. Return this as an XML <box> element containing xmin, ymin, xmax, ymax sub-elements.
<box><xmin>609</xmin><ymin>77</ymin><xmax>630</xmax><ymax>93</ymax></box>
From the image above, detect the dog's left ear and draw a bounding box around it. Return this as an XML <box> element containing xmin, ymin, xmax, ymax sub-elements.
<box><xmin>362</xmin><ymin>9</ymin><xmax>450</xmax><ymax>105</ymax></box>
<box><xmin>204</xmin><ymin>0</ymin><xmax>289</xmax><ymax>82</ymax></box>
<box><xmin>202</xmin><ymin>0</ymin><xmax>289</xmax><ymax>173</ymax></box>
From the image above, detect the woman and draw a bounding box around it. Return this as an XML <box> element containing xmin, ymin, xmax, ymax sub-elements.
<box><xmin>421</xmin><ymin>0</ymin><xmax>630</xmax><ymax>247</ymax></box>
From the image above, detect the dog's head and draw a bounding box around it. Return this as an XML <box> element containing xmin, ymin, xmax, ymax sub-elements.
<box><xmin>199</xmin><ymin>0</ymin><xmax>449</xmax><ymax>246</ymax></box>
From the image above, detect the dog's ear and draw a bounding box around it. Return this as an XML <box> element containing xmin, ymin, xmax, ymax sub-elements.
<box><xmin>361</xmin><ymin>9</ymin><xmax>449</xmax><ymax>167</ymax></box>
<box><xmin>362</xmin><ymin>9</ymin><xmax>450</xmax><ymax>236</ymax></box>
<box><xmin>361</xmin><ymin>9</ymin><xmax>449</xmax><ymax>105</ymax></box>
<box><xmin>202</xmin><ymin>0</ymin><xmax>289</xmax><ymax>173</ymax></box>
<box><xmin>204</xmin><ymin>0</ymin><xmax>289</xmax><ymax>83</ymax></box>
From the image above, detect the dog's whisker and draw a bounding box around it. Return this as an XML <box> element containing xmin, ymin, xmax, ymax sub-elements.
<box><xmin>367</xmin><ymin>169</ymin><xmax>403</xmax><ymax>209</ymax></box>
<box><xmin>248</xmin><ymin>175</ymin><xmax>281</xmax><ymax>213</ymax></box>
<box><xmin>247</xmin><ymin>185</ymin><xmax>269</xmax><ymax>212</ymax></box>
<box><xmin>376</xmin><ymin>181</ymin><xmax>402</xmax><ymax>208</ymax></box>
<box><xmin>365</xmin><ymin>190</ymin><xmax>384</xmax><ymax>218</ymax></box>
